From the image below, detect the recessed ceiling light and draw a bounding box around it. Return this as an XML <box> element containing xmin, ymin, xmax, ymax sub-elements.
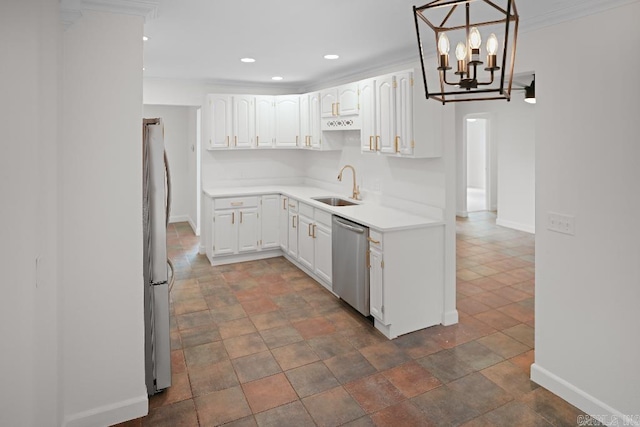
<box><xmin>142</xmin><ymin>67</ymin><xmax>145</xmax><ymax>71</ymax></box>
<box><xmin>324</xmin><ymin>54</ymin><xmax>340</xmax><ymax>60</ymax></box>
<box><xmin>143</xmin><ymin>36</ymin><xmax>149</xmax><ymax>41</ymax></box>
<box><xmin>271</xmin><ymin>76</ymin><xmax>283</xmax><ymax>81</ymax></box>
<box><xmin>240</xmin><ymin>57</ymin><xmax>256</xmax><ymax>63</ymax></box>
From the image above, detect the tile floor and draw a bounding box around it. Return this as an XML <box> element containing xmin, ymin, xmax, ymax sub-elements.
<box><xmin>116</xmin><ymin>211</ymin><xmax>590</xmax><ymax>427</ymax></box>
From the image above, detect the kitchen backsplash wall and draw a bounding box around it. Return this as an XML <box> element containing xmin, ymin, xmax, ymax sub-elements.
<box><xmin>201</xmin><ymin>132</ymin><xmax>445</xmax><ymax>220</ymax></box>
<box><xmin>201</xmin><ymin>149</ymin><xmax>307</xmax><ymax>189</ymax></box>
<box><xmin>303</xmin><ymin>132</ymin><xmax>446</xmax><ymax>219</ymax></box>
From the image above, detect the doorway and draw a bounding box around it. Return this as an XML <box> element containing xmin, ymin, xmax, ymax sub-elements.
<box><xmin>466</xmin><ymin>117</ymin><xmax>488</xmax><ymax>212</ymax></box>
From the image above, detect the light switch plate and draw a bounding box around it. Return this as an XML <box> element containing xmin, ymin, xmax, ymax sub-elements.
<box><xmin>547</xmin><ymin>212</ymin><xmax>575</xmax><ymax>235</ymax></box>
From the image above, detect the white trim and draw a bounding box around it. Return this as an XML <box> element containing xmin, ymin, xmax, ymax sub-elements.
<box><xmin>208</xmin><ymin>249</ymin><xmax>282</xmax><ymax>266</ymax></box>
<box><xmin>456</xmin><ymin>210</ymin><xmax>469</xmax><ymax>218</ymax></box>
<box><xmin>168</xmin><ymin>214</ymin><xmax>190</xmax><ymax>224</ymax></box>
<box><xmin>63</xmin><ymin>394</ymin><xmax>147</xmax><ymax>427</ymax></box>
<box><xmin>60</xmin><ymin>0</ymin><xmax>159</xmax><ymax>28</ymax></box>
<box><xmin>531</xmin><ymin>364</ymin><xmax>640</xmax><ymax>427</ymax></box>
<box><xmin>496</xmin><ymin>217</ymin><xmax>535</xmax><ymax>234</ymax></box>
<box><xmin>187</xmin><ymin>216</ymin><xmax>198</xmax><ymax>236</ymax></box>
<box><xmin>442</xmin><ymin>309</ymin><xmax>459</xmax><ymax>326</ymax></box>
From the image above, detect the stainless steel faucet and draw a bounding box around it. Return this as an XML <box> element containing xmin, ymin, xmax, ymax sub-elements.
<box><xmin>337</xmin><ymin>165</ymin><xmax>360</xmax><ymax>200</ymax></box>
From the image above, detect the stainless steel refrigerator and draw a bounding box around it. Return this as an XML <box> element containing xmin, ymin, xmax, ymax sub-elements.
<box><xmin>142</xmin><ymin>118</ymin><xmax>172</xmax><ymax>395</ymax></box>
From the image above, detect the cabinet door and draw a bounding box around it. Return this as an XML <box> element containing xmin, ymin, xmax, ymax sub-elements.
<box><xmin>213</xmin><ymin>210</ymin><xmax>236</xmax><ymax>255</ymax></box>
<box><xmin>209</xmin><ymin>95</ymin><xmax>232</xmax><ymax>148</ymax></box>
<box><xmin>255</xmin><ymin>96</ymin><xmax>275</xmax><ymax>147</ymax></box>
<box><xmin>376</xmin><ymin>76</ymin><xmax>395</xmax><ymax>154</ymax></box>
<box><xmin>238</xmin><ymin>207</ymin><xmax>258</xmax><ymax>253</ymax></box>
<box><xmin>369</xmin><ymin>247</ymin><xmax>385</xmax><ymax>322</ymax></box>
<box><xmin>275</xmin><ymin>95</ymin><xmax>300</xmax><ymax>147</ymax></box>
<box><xmin>233</xmin><ymin>96</ymin><xmax>254</xmax><ymax>148</ymax></box>
<box><xmin>261</xmin><ymin>195</ymin><xmax>280</xmax><ymax>249</ymax></box>
<box><xmin>279</xmin><ymin>196</ymin><xmax>288</xmax><ymax>251</ymax></box>
<box><xmin>359</xmin><ymin>79</ymin><xmax>376</xmax><ymax>152</ymax></box>
<box><xmin>320</xmin><ymin>89</ymin><xmax>337</xmax><ymax>118</ymax></box>
<box><xmin>313</xmin><ymin>223</ymin><xmax>332</xmax><ymax>285</ymax></box>
<box><xmin>288</xmin><ymin>211</ymin><xmax>298</xmax><ymax>257</ymax></box>
<box><xmin>337</xmin><ymin>83</ymin><xmax>359</xmax><ymax>116</ymax></box>
<box><xmin>299</xmin><ymin>94</ymin><xmax>310</xmax><ymax>148</ymax></box>
<box><xmin>309</xmin><ymin>92</ymin><xmax>322</xmax><ymax>148</ymax></box>
<box><xmin>298</xmin><ymin>215</ymin><xmax>315</xmax><ymax>270</ymax></box>
<box><xmin>395</xmin><ymin>72</ymin><xmax>414</xmax><ymax>155</ymax></box>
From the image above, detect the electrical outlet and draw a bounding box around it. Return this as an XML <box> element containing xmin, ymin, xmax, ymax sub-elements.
<box><xmin>547</xmin><ymin>212</ymin><xmax>575</xmax><ymax>235</ymax></box>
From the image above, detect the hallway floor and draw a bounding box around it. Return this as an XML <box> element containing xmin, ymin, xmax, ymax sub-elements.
<box><xmin>118</xmin><ymin>212</ymin><xmax>589</xmax><ymax>426</ymax></box>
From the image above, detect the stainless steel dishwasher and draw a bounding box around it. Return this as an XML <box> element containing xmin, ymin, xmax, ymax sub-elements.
<box><xmin>332</xmin><ymin>216</ymin><xmax>370</xmax><ymax>316</ymax></box>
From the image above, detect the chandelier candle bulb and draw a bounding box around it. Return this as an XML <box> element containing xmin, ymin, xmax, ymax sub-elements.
<box><xmin>437</xmin><ymin>34</ymin><xmax>451</xmax><ymax>70</ymax></box>
<box><xmin>485</xmin><ymin>33</ymin><xmax>499</xmax><ymax>70</ymax></box>
<box><xmin>455</xmin><ymin>42</ymin><xmax>467</xmax><ymax>75</ymax></box>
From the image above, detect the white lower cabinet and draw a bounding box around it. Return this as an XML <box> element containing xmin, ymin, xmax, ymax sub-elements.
<box><xmin>288</xmin><ymin>210</ymin><xmax>298</xmax><ymax>258</ymax></box>
<box><xmin>212</xmin><ymin>197</ymin><xmax>259</xmax><ymax>256</ymax></box>
<box><xmin>297</xmin><ymin>213</ymin><xmax>315</xmax><ymax>270</ymax></box>
<box><xmin>313</xmin><ymin>221</ymin><xmax>332</xmax><ymax>284</ymax></box>
<box><xmin>260</xmin><ymin>195</ymin><xmax>280</xmax><ymax>249</ymax></box>
<box><xmin>368</xmin><ymin>231</ymin><xmax>386</xmax><ymax>323</ymax></box>
<box><xmin>279</xmin><ymin>195</ymin><xmax>289</xmax><ymax>251</ymax></box>
<box><xmin>294</xmin><ymin>202</ymin><xmax>332</xmax><ymax>289</ymax></box>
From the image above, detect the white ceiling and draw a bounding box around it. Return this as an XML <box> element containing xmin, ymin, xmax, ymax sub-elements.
<box><xmin>142</xmin><ymin>0</ymin><xmax>633</xmax><ymax>90</ymax></box>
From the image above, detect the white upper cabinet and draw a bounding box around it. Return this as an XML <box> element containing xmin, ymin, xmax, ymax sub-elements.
<box><xmin>320</xmin><ymin>82</ymin><xmax>359</xmax><ymax>118</ymax></box>
<box><xmin>275</xmin><ymin>95</ymin><xmax>300</xmax><ymax>147</ymax></box>
<box><xmin>359</xmin><ymin>78</ymin><xmax>376</xmax><ymax>153</ymax></box>
<box><xmin>255</xmin><ymin>96</ymin><xmax>275</xmax><ymax>147</ymax></box>
<box><xmin>309</xmin><ymin>92</ymin><xmax>322</xmax><ymax>148</ymax></box>
<box><xmin>233</xmin><ymin>95</ymin><xmax>254</xmax><ymax>148</ymax></box>
<box><xmin>208</xmin><ymin>94</ymin><xmax>232</xmax><ymax>148</ymax></box>
<box><xmin>395</xmin><ymin>72</ymin><xmax>414</xmax><ymax>156</ymax></box>
<box><xmin>300</xmin><ymin>92</ymin><xmax>322</xmax><ymax>149</ymax></box>
<box><xmin>376</xmin><ymin>75</ymin><xmax>395</xmax><ymax>154</ymax></box>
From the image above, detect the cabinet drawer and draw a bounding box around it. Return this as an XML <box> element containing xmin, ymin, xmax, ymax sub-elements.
<box><xmin>287</xmin><ymin>199</ymin><xmax>299</xmax><ymax>212</ymax></box>
<box><xmin>314</xmin><ymin>209</ymin><xmax>332</xmax><ymax>227</ymax></box>
<box><xmin>368</xmin><ymin>229</ymin><xmax>383</xmax><ymax>250</ymax></box>
<box><xmin>299</xmin><ymin>202</ymin><xmax>314</xmax><ymax>218</ymax></box>
<box><xmin>214</xmin><ymin>196</ymin><xmax>258</xmax><ymax>210</ymax></box>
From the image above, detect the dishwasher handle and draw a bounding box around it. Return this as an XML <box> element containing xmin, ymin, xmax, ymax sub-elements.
<box><xmin>334</xmin><ymin>218</ymin><xmax>366</xmax><ymax>234</ymax></box>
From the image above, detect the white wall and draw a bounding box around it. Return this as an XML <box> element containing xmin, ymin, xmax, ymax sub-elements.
<box><xmin>0</xmin><ymin>1</ymin><xmax>58</xmax><ymax>425</ymax></box>
<box><xmin>144</xmin><ymin>105</ymin><xmax>197</xmax><ymax>228</ymax></box>
<box><xmin>61</xmin><ymin>10</ymin><xmax>147</xmax><ymax>426</ymax></box>
<box><xmin>527</xmin><ymin>3</ymin><xmax>640</xmax><ymax>421</ymax></box>
<box><xmin>456</xmin><ymin>95</ymin><xmax>535</xmax><ymax>232</ymax></box>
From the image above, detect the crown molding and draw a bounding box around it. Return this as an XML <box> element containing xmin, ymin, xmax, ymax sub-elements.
<box><xmin>60</xmin><ymin>0</ymin><xmax>159</xmax><ymax>29</ymax></box>
<box><xmin>519</xmin><ymin>0</ymin><xmax>640</xmax><ymax>34</ymax></box>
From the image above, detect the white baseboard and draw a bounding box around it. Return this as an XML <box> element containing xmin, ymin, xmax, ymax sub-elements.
<box><xmin>456</xmin><ymin>211</ymin><xmax>469</xmax><ymax>218</ymax></box>
<box><xmin>187</xmin><ymin>217</ymin><xmax>199</xmax><ymax>236</ymax></box>
<box><xmin>531</xmin><ymin>364</ymin><xmax>640</xmax><ymax>427</ymax></box>
<box><xmin>442</xmin><ymin>309</ymin><xmax>459</xmax><ymax>326</ymax></box>
<box><xmin>169</xmin><ymin>214</ymin><xmax>190</xmax><ymax>224</ymax></box>
<box><xmin>496</xmin><ymin>217</ymin><xmax>535</xmax><ymax>234</ymax></box>
<box><xmin>63</xmin><ymin>394</ymin><xmax>147</xmax><ymax>427</ymax></box>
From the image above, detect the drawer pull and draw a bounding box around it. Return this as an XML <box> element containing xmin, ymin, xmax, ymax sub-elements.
<box><xmin>369</xmin><ymin>136</ymin><xmax>373</xmax><ymax>151</ymax></box>
<box><xmin>366</xmin><ymin>250</ymin><xmax>371</xmax><ymax>268</ymax></box>
<box><xmin>292</xmin><ymin>215</ymin><xmax>297</xmax><ymax>228</ymax></box>
<box><xmin>367</xmin><ymin>237</ymin><xmax>380</xmax><ymax>244</ymax></box>
<box><xmin>240</xmin><ymin>211</ymin><xmax>243</xmax><ymax>223</ymax></box>
<box><xmin>230</xmin><ymin>202</ymin><xmax>244</xmax><ymax>207</ymax></box>
<box><xmin>395</xmin><ymin>136</ymin><xmax>399</xmax><ymax>153</ymax></box>
<box><xmin>312</xmin><ymin>224</ymin><xmax>317</xmax><ymax>238</ymax></box>
<box><xmin>308</xmin><ymin>223</ymin><xmax>313</xmax><ymax>237</ymax></box>
<box><xmin>376</xmin><ymin>135</ymin><xmax>380</xmax><ymax>151</ymax></box>
<box><xmin>231</xmin><ymin>212</ymin><xmax>235</xmax><ymax>224</ymax></box>
<box><xmin>289</xmin><ymin>203</ymin><xmax>296</xmax><ymax>208</ymax></box>
<box><xmin>282</xmin><ymin>198</ymin><xmax>287</xmax><ymax>209</ymax></box>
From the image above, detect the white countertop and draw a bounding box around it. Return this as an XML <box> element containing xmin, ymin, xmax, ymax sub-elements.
<box><xmin>204</xmin><ymin>185</ymin><xmax>443</xmax><ymax>232</ymax></box>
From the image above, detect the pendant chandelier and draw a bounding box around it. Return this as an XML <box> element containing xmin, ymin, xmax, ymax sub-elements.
<box><xmin>413</xmin><ymin>0</ymin><xmax>519</xmax><ymax>104</ymax></box>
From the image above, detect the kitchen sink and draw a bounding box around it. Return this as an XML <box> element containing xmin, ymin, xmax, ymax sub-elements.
<box><xmin>312</xmin><ymin>197</ymin><xmax>358</xmax><ymax>207</ymax></box>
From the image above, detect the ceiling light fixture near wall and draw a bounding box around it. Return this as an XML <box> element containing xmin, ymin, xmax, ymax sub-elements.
<box><xmin>324</xmin><ymin>54</ymin><xmax>340</xmax><ymax>60</ymax></box>
<box><xmin>524</xmin><ymin>75</ymin><xmax>536</xmax><ymax>104</ymax></box>
<box><xmin>240</xmin><ymin>57</ymin><xmax>256</xmax><ymax>63</ymax></box>
<box><xmin>271</xmin><ymin>76</ymin><xmax>283</xmax><ymax>81</ymax></box>
<box><xmin>413</xmin><ymin>0</ymin><xmax>519</xmax><ymax>104</ymax></box>
<box><xmin>143</xmin><ymin>36</ymin><xmax>149</xmax><ymax>41</ymax></box>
